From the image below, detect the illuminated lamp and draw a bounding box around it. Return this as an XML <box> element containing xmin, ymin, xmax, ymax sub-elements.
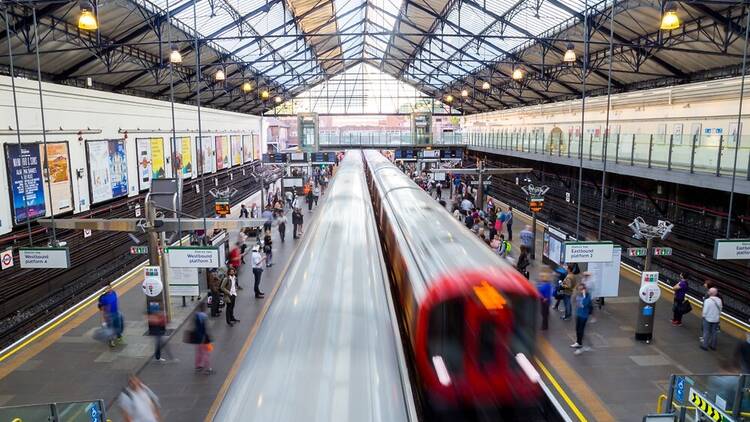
<box><xmin>660</xmin><ymin>2</ymin><xmax>680</xmax><ymax>31</ymax></box>
<box><xmin>78</xmin><ymin>0</ymin><xmax>98</xmax><ymax>31</ymax></box>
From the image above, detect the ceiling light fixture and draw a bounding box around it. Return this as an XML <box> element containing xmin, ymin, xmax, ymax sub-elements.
<box><xmin>444</xmin><ymin>94</ymin><xmax>454</xmax><ymax>103</ymax></box>
<box><xmin>242</xmin><ymin>82</ymin><xmax>253</xmax><ymax>93</ymax></box>
<box><xmin>169</xmin><ymin>47</ymin><xmax>182</xmax><ymax>64</ymax></box>
<box><xmin>261</xmin><ymin>90</ymin><xmax>270</xmax><ymax>100</ymax></box>
<box><xmin>563</xmin><ymin>42</ymin><xmax>576</xmax><ymax>63</ymax></box>
<box><xmin>214</xmin><ymin>69</ymin><xmax>225</xmax><ymax>81</ymax></box>
<box><xmin>78</xmin><ymin>0</ymin><xmax>98</xmax><ymax>31</ymax></box>
<box><xmin>660</xmin><ymin>2</ymin><xmax>680</xmax><ymax>30</ymax></box>
<box><xmin>482</xmin><ymin>81</ymin><xmax>491</xmax><ymax>90</ymax></box>
<box><xmin>274</xmin><ymin>96</ymin><xmax>282</xmax><ymax>104</ymax></box>
<box><xmin>461</xmin><ymin>89</ymin><xmax>469</xmax><ymax>97</ymax></box>
<box><xmin>512</xmin><ymin>68</ymin><xmax>524</xmax><ymax>81</ymax></box>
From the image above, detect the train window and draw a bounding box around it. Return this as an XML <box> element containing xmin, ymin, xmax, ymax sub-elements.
<box><xmin>509</xmin><ymin>296</ymin><xmax>536</xmax><ymax>356</ymax></box>
<box><xmin>427</xmin><ymin>299</ymin><xmax>465</xmax><ymax>376</ymax></box>
<box><xmin>478</xmin><ymin>322</ymin><xmax>496</xmax><ymax>367</ymax></box>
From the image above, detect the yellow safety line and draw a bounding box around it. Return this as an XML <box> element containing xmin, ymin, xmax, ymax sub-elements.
<box><xmin>535</xmin><ymin>357</ymin><xmax>588</xmax><ymax>422</ymax></box>
<box><xmin>0</xmin><ymin>261</ymin><xmax>146</xmax><ymax>364</ymax></box>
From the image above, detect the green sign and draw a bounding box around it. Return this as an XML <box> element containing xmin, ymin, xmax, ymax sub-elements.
<box><xmin>130</xmin><ymin>246</ymin><xmax>149</xmax><ymax>255</ymax></box>
<box><xmin>627</xmin><ymin>247</ymin><xmax>647</xmax><ymax>257</ymax></box>
<box><xmin>653</xmin><ymin>247</ymin><xmax>672</xmax><ymax>256</ymax></box>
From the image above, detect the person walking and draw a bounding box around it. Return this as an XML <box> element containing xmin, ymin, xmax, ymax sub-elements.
<box><xmin>516</xmin><ymin>246</ymin><xmax>530</xmax><ymax>278</ymax></box>
<box><xmin>239</xmin><ymin>204</ymin><xmax>249</xmax><ymax>219</ymax></box>
<box><xmin>263</xmin><ymin>229</ymin><xmax>273</xmax><ymax>267</ymax></box>
<box><xmin>262</xmin><ymin>207</ymin><xmax>273</xmax><ymax>232</ymax></box>
<box><xmin>251</xmin><ymin>245</ymin><xmax>266</xmax><ymax>299</ymax></box>
<box><xmin>435</xmin><ymin>182</ymin><xmax>442</xmax><ymax>199</ymax></box>
<box><xmin>276</xmin><ymin>212</ymin><xmax>286</xmax><ymax>242</ymax></box>
<box><xmin>249</xmin><ymin>203</ymin><xmax>259</xmax><ymax>219</ymax></box>
<box><xmin>98</xmin><ymin>283</ymin><xmax>124</xmax><ymax>347</ymax></box>
<box><xmin>701</xmin><ymin>287</ymin><xmax>722</xmax><ymax>351</ymax></box>
<box><xmin>118</xmin><ymin>375</ymin><xmax>162</xmax><ymax>422</ymax></box>
<box><xmin>147</xmin><ymin>303</ymin><xmax>170</xmax><ymax>362</ymax></box>
<box><xmin>520</xmin><ymin>225</ymin><xmax>533</xmax><ymax>251</ymax></box>
<box><xmin>537</xmin><ymin>271</ymin><xmax>553</xmax><ymax>331</ymax></box>
<box><xmin>313</xmin><ymin>184</ymin><xmax>320</xmax><ymax>207</ymax></box>
<box><xmin>193</xmin><ymin>302</ymin><xmax>213</xmax><ymax>374</ymax></box>
<box><xmin>306</xmin><ymin>183</ymin><xmax>314</xmax><ymax>211</ymax></box>
<box><xmin>672</xmin><ymin>272</ymin><xmax>690</xmax><ymax>326</ymax></box>
<box><xmin>228</xmin><ymin>242</ymin><xmax>243</xmax><ymax>287</ymax></box>
<box><xmin>560</xmin><ymin>264</ymin><xmax>576</xmax><ymax>320</ymax></box>
<box><xmin>220</xmin><ymin>268</ymin><xmax>240</xmax><ymax>326</ymax></box>
<box><xmin>571</xmin><ymin>284</ymin><xmax>592</xmax><ymax>354</ymax></box>
<box><xmin>505</xmin><ymin>207</ymin><xmax>514</xmax><ymax>241</ymax></box>
<box><xmin>292</xmin><ymin>208</ymin><xmax>303</xmax><ymax>238</ymax></box>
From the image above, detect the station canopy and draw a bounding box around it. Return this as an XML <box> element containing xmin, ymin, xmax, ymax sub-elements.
<box><xmin>1</xmin><ymin>0</ymin><xmax>748</xmax><ymax>115</ymax></box>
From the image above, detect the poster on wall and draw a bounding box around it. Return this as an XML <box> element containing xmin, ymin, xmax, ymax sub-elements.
<box><xmin>197</xmin><ymin>136</ymin><xmax>214</xmax><ymax>175</ymax></box>
<box><xmin>150</xmin><ymin>137</ymin><xmax>165</xmax><ymax>179</ymax></box>
<box><xmin>252</xmin><ymin>133</ymin><xmax>261</xmax><ymax>161</ymax></box>
<box><xmin>172</xmin><ymin>137</ymin><xmax>192</xmax><ymax>178</ymax></box>
<box><xmin>230</xmin><ymin>135</ymin><xmax>242</xmax><ymax>166</ymax></box>
<box><xmin>5</xmin><ymin>143</ymin><xmax>46</xmax><ymax>225</ymax></box>
<box><xmin>42</xmin><ymin>142</ymin><xmax>73</xmax><ymax>215</ymax></box>
<box><xmin>87</xmin><ymin>139</ymin><xmax>129</xmax><ymax>204</ymax></box>
<box><xmin>215</xmin><ymin>135</ymin><xmax>230</xmax><ymax>170</ymax></box>
<box><xmin>242</xmin><ymin>135</ymin><xmax>253</xmax><ymax>163</ymax></box>
<box><xmin>136</xmin><ymin>138</ymin><xmax>152</xmax><ymax>190</ymax></box>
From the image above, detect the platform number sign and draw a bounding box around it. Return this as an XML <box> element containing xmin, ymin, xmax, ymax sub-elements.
<box><xmin>689</xmin><ymin>388</ymin><xmax>733</xmax><ymax>422</ymax></box>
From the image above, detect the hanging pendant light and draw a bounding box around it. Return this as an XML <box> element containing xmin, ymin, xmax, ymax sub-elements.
<box><xmin>261</xmin><ymin>90</ymin><xmax>270</xmax><ymax>100</ymax></box>
<box><xmin>461</xmin><ymin>89</ymin><xmax>469</xmax><ymax>98</ymax></box>
<box><xmin>242</xmin><ymin>82</ymin><xmax>253</xmax><ymax>93</ymax></box>
<box><xmin>169</xmin><ymin>47</ymin><xmax>182</xmax><ymax>64</ymax></box>
<box><xmin>78</xmin><ymin>0</ymin><xmax>98</xmax><ymax>31</ymax></box>
<box><xmin>444</xmin><ymin>94</ymin><xmax>454</xmax><ymax>103</ymax></box>
<box><xmin>482</xmin><ymin>81</ymin><xmax>491</xmax><ymax>90</ymax></box>
<box><xmin>563</xmin><ymin>42</ymin><xmax>577</xmax><ymax>63</ymax></box>
<box><xmin>660</xmin><ymin>2</ymin><xmax>680</xmax><ymax>30</ymax></box>
<box><xmin>512</xmin><ymin>68</ymin><xmax>524</xmax><ymax>81</ymax></box>
<box><xmin>214</xmin><ymin>69</ymin><xmax>226</xmax><ymax>81</ymax></box>
<box><xmin>274</xmin><ymin>96</ymin><xmax>282</xmax><ymax>104</ymax></box>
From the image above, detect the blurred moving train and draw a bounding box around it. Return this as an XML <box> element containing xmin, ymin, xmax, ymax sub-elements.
<box><xmin>362</xmin><ymin>150</ymin><xmax>541</xmax><ymax>412</ymax></box>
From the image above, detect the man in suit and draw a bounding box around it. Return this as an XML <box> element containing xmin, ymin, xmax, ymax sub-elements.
<box><xmin>220</xmin><ymin>268</ymin><xmax>241</xmax><ymax>326</ymax></box>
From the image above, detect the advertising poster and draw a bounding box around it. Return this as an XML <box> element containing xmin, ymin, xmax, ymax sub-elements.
<box><xmin>197</xmin><ymin>136</ymin><xmax>214</xmax><ymax>175</ymax></box>
<box><xmin>42</xmin><ymin>143</ymin><xmax>73</xmax><ymax>215</ymax></box>
<box><xmin>5</xmin><ymin>143</ymin><xmax>46</xmax><ymax>225</ymax></box>
<box><xmin>215</xmin><ymin>135</ymin><xmax>230</xmax><ymax>170</ymax></box>
<box><xmin>87</xmin><ymin>139</ymin><xmax>129</xmax><ymax>204</ymax></box>
<box><xmin>252</xmin><ymin>133</ymin><xmax>261</xmax><ymax>161</ymax></box>
<box><xmin>242</xmin><ymin>135</ymin><xmax>253</xmax><ymax>163</ymax></box>
<box><xmin>150</xmin><ymin>137</ymin><xmax>165</xmax><ymax>179</ymax></box>
<box><xmin>230</xmin><ymin>135</ymin><xmax>242</xmax><ymax>166</ymax></box>
<box><xmin>173</xmin><ymin>137</ymin><xmax>192</xmax><ymax>178</ymax></box>
<box><xmin>136</xmin><ymin>137</ymin><xmax>152</xmax><ymax>190</ymax></box>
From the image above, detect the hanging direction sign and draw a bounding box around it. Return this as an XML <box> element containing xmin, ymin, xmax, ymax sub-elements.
<box><xmin>18</xmin><ymin>247</ymin><xmax>70</xmax><ymax>269</ymax></box>
<box><xmin>563</xmin><ymin>241</ymin><xmax>614</xmax><ymax>263</ymax></box>
<box><xmin>713</xmin><ymin>239</ymin><xmax>750</xmax><ymax>260</ymax></box>
<box><xmin>166</xmin><ymin>246</ymin><xmax>219</xmax><ymax>268</ymax></box>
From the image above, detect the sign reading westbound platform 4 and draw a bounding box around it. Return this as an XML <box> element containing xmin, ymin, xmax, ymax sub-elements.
<box><xmin>713</xmin><ymin>239</ymin><xmax>750</xmax><ymax>260</ymax></box>
<box><xmin>166</xmin><ymin>246</ymin><xmax>220</xmax><ymax>268</ymax></box>
<box><xmin>18</xmin><ymin>247</ymin><xmax>70</xmax><ymax>269</ymax></box>
<box><xmin>689</xmin><ymin>388</ymin><xmax>733</xmax><ymax>422</ymax></box>
<box><xmin>563</xmin><ymin>241</ymin><xmax>614</xmax><ymax>263</ymax></box>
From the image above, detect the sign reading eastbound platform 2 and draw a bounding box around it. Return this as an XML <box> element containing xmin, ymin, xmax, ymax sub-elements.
<box><xmin>689</xmin><ymin>388</ymin><xmax>733</xmax><ymax>422</ymax></box>
<box><xmin>713</xmin><ymin>239</ymin><xmax>750</xmax><ymax>260</ymax></box>
<box><xmin>166</xmin><ymin>247</ymin><xmax>220</xmax><ymax>268</ymax></box>
<box><xmin>18</xmin><ymin>247</ymin><xmax>70</xmax><ymax>269</ymax></box>
<box><xmin>563</xmin><ymin>241</ymin><xmax>614</xmax><ymax>263</ymax></box>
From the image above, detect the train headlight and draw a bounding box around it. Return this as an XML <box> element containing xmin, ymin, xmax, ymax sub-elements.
<box><xmin>432</xmin><ymin>355</ymin><xmax>452</xmax><ymax>386</ymax></box>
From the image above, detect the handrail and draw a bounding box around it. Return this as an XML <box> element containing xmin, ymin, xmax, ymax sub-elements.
<box><xmin>656</xmin><ymin>394</ymin><xmax>750</xmax><ymax>417</ymax></box>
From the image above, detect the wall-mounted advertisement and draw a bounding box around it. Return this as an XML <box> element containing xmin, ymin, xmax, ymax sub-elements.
<box><xmin>172</xmin><ymin>137</ymin><xmax>192</xmax><ymax>178</ymax></box>
<box><xmin>5</xmin><ymin>143</ymin><xmax>46</xmax><ymax>225</ymax></box>
<box><xmin>150</xmin><ymin>137</ymin><xmax>165</xmax><ymax>180</ymax></box>
<box><xmin>136</xmin><ymin>138</ymin><xmax>152</xmax><ymax>190</ymax></box>
<box><xmin>87</xmin><ymin>139</ymin><xmax>129</xmax><ymax>204</ymax></box>
<box><xmin>230</xmin><ymin>135</ymin><xmax>242</xmax><ymax>166</ymax></box>
<box><xmin>242</xmin><ymin>135</ymin><xmax>253</xmax><ymax>163</ymax></box>
<box><xmin>252</xmin><ymin>133</ymin><xmax>261</xmax><ymax>161</ymax></box>
<box><xmin>215</xmin><ymin>135</ymin><xmax>230</xmax><ymax>170</ymax></box>
<box><xmin>196</xmin><ymin>136</ymin><xmax>214</xmax><ymax>175</ymax></box>
<box><xmin>42</xmin><ymin>143</ymin><xmax>73</xmax><ymax>216</ymax></box>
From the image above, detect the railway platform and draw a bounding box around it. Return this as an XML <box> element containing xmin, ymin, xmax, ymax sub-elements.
<box><xmin>491</xmin><ymin>200</ymin><xmax>746</xmax><ymax>421</ymax></box>
<box><xmin>0</xmin><ymin>196</ymin><xmax>326</xmax><ymax>422</ymax></box>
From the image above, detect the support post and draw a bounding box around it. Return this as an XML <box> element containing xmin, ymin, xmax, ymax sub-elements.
<box><xmin>635</xmin><ymin>236</ymin><xmax>655</xmax><ymax>343</ymax></box>
<box><xmin>531</xmin><ymin>212</ymin><xmax>537</xmax><ymax>260</ymax></box>
<box><xmin>690</xmin><ymin>134</ymin><xmax>697</xmax><ymax>173</ymax></box>
<box><xmin>717</xmin><ymin>134</ymin><xmax>724</xmax><ymax>176</ymax></box>
<box><xmin>667</xmin><ymin>134</ymin><xmax>674</xmax><ymax>171</ymax></box>
<box><xmin>631</xmin><ymin>134</ymin><xmax>636</xmax><ymax>166</ymax></box>
<box><xmin>648</xmin><ymin>134</ymin><xmax>654</xmax><ymax>168</ymax></box>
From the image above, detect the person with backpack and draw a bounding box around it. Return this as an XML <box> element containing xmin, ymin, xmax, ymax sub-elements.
<box><xmin>671</xmin><ymin>272</ymin><xmax>690</xmax><ymax>326</ymax></box>
<box><xmin>571</xmin><ymin>284</ymin><xmax>593</xmax><ymax>354</ymax></box>
<box><xmin>118</xmin><ymin>375</ymin><xmax>162</xmax><ymax>422</ymax></box>
<box><xmin>701</xmin><ymin>287</ymin><xmax>723</xmax><ymax>351</ymax></box>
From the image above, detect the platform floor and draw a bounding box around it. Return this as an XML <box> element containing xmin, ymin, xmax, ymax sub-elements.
<box><xmin>489</xmin><ymin>198</ymin><xmax>744</xmax><ymax>421</ymax></box>
<box><xmin>0</xmin><ymin>190</ymin><xmax>326</xmax><ymax>422</ymax></box>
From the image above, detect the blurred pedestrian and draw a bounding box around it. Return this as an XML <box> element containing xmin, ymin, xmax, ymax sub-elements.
<box><xmin>147</xmin><ymin>303</ymin><xmax>170</xmax><ymax>362</ymax></box>
<box><xmin>306</xmin><ymin>183</ymin><xmax>314</xmax><ymax>211</ymax></box>
<box><xmin>262</xmin><ymin>207</ymin><xmax>273</xmax><ymax>231</ymax></box>
<box><xmin>735</xmin><ymin>332</ymin><xmax>750</xmax><ymax>373</ymax></box>
<box><xmin>671</xmin><ymin>272</ymin><xmax>690</xmax><ymax>326</ymax></box>
<box><xmin>252</xmin><ymin>245</ymin><xmax>266</xmax><ymax>299</ymax></box>
<box><xmin>292</xmin><ymin>208</ymin><xmax>304</xmax><ymax>238</ymax></box>
<box><xmin>313</xmin><ymin>184</ymin><xmax>320</xmax><ymax>206</ymax></box>
<box><xmin>193</xmin><ymin>302</ymin><xmax>213</xmax><ymax>374</ymax></box>
<box><xmin>516</xmin><ymin>245</ymin><xmax>530</xmax><ymax>279</ymax></box>
<box><xmin>560</xmin><ymin>264</ymin><xmax>576</xmax><ymax>320</ymax></box>
<box><xmin>228</xmin><ymin>242</ymin><xmax>243</xmax><ymax>286</ymax></box>
<box><xmin>118</xmin><ymin>375</ymin><xmax>162</xmax><ymax>422</ymax></box>
<box><xmin>505</xmin><ymin>206</ymin><xmax>514</xmax><ymax>241</ymax></box>
<box><xmin>276</xmin><ymin>212</ymin><xmax>286</xmax><ymax>242</ymax></box>
<box><xmin>571</xmin><ymin>284</ymin><xmax>592</xmax><ymax>354</ymax></box>
<box><xmin>701</xmin><ymin>287</ymin><xmax>722</xmax><ymax>351</ymax></box>
<box><xmin>98</xmin><ymin>283</ymin><xmax>124</xmax><ymax>347</ymax></box>
<box><xmin>263</xmin><ymin>229</ymin><xmax>273</xmax><ymax>267</ymax></box>
<box><xmin>239</xmin><ymin>204</ymin><xmax>249</xmax><ymax>218</ymax></box>
<box><xmin>221</xmin><ymin>268</ymin><xmax>240</xmax><ymax>326</ymax></box>
<box><xmin>208</xmin><ymin>272</ymin><xmax>221</xmax><ymax>317</ymax></box>
<box><xmin>520</xmin><ymin>225</ymin><xmax>533</xmax><ymax>251</ymax></box>
<box><xmin>537</xmin><ymin>271</ymin><xmax>553</xmax><ymax>331</ymax></box>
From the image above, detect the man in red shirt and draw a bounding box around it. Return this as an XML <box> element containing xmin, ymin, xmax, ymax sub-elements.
<box><xmin>228</xmin><ymin>242</ymin><xmax>243</xmax><ymax>290</ymax></box>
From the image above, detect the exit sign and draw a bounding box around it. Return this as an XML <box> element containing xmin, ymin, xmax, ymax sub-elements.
<box><xmin>130</xmin><ymin>246</ymin><xmax>148</xmax><ymax>255</ymax></box>
<box><xmin>627</xmin><ymin>247</ymin><xmax>647</xmax><ymax>257</ymax></box>
<box><xmin>653</xmin><ymin>247</ymin><xmax>672</xmax><ymax>256</ymax></box>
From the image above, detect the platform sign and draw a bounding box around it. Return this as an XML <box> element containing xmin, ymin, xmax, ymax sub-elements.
<box><xmin>713</xmin><ymin>239</ymin><xmax>750</xmax><ymax>260</ymax></box>
<box><xmin>563</xmin><ymin>241</ymin><xmax>614</xmax><ymax>263</ymax></box>
<box><xmin>142</xmin><ymin>266</ymin><xmax>164</xmax><ymax>297</ymax></box>
<box><xmin>675</xmin><ymin>376</ymin><xmax>686</xmax><ymax>403</ymax></box>
<box><xmin>628</xmin><ymin>247</ymin><xmax>648</xmax><ymax>257</ymax></box>
<box><xmin>1</xmin><ymin>248</ymin><xmax>13</xmax><ymax>270</ymax></box>
<box><xmin>168</xmin><ymin>267</ymin><xmax>199</xmax><ymax>296</ymax></box>
<box><xmin>18</xmin><ymin>247</ymin><xmax>70</xmax><ymax>269</ymax></box>
<box><xmin>529</xmin><ymin>195</ymin><xmax>544</xmax><ymax>213</ymax></box>
<box><xmin>587</xmin><ymin>246</ymin><xmax>622</xmax><ymax>297</ymax></box>
<box><xmin>130</xmin><ymin>246</ymin><xmax>148</xmax><ymax>255</ymax></box>
<box><xmin>689</xmin><ymin>388</ymin><xmax>733</xmax><ymax>422</ymax></box>
<box><xmin>653</xmin><ymin>247</ymin><xmax>672</xmax><ymax>256</ymax></box>
<box><xmin>166</xmin><ymin>246</ymin><xmax>219</xmax><ymax>268</ymax></box>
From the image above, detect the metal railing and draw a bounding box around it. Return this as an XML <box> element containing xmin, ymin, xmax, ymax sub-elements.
<box><xmin>0</xmin><ymin>400</ymin><xmax>106</xmax><ymax>422</ymax></box>
<box><xmin>657</xmin><ymin>373</ymin><xmax>749</xmax><ymax>421</ymax></box>
<box><xmin>460</xmin><ymin>131</ymin><xmax>750</xmax><ymax>178</ymax></box>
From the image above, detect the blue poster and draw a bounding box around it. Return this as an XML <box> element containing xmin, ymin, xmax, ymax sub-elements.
<box><xmin>6</xmin><ymin>144</ymin><xmax>46</xmax><ymax>225</ymax></box>
<box><xmin>109</xmin><ymin>140</ymin><xmax>128</xmax><ymax>198</ymax></box>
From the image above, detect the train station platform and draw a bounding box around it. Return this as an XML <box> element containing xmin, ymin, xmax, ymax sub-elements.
<box><xmin>0</xmin><ymin>196</ymin><xmax>327</xmax><ymax>422</ymax></box>
<box><xmin>490</xmin><ymin>199</ymin><xmax>746</xmax><ymax>421</ymax></box>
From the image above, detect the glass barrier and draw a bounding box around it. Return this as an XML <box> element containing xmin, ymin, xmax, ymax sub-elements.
<box><xmin>0</xmin><ymin>400</ymin><xmax>105</xmax><ymax>422</ymax></box>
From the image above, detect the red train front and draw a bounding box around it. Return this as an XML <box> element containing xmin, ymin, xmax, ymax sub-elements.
<box><xmin>362</xmin><ymin>150</ymin><xmax>541</xmax><ymax>410</ymax></box>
